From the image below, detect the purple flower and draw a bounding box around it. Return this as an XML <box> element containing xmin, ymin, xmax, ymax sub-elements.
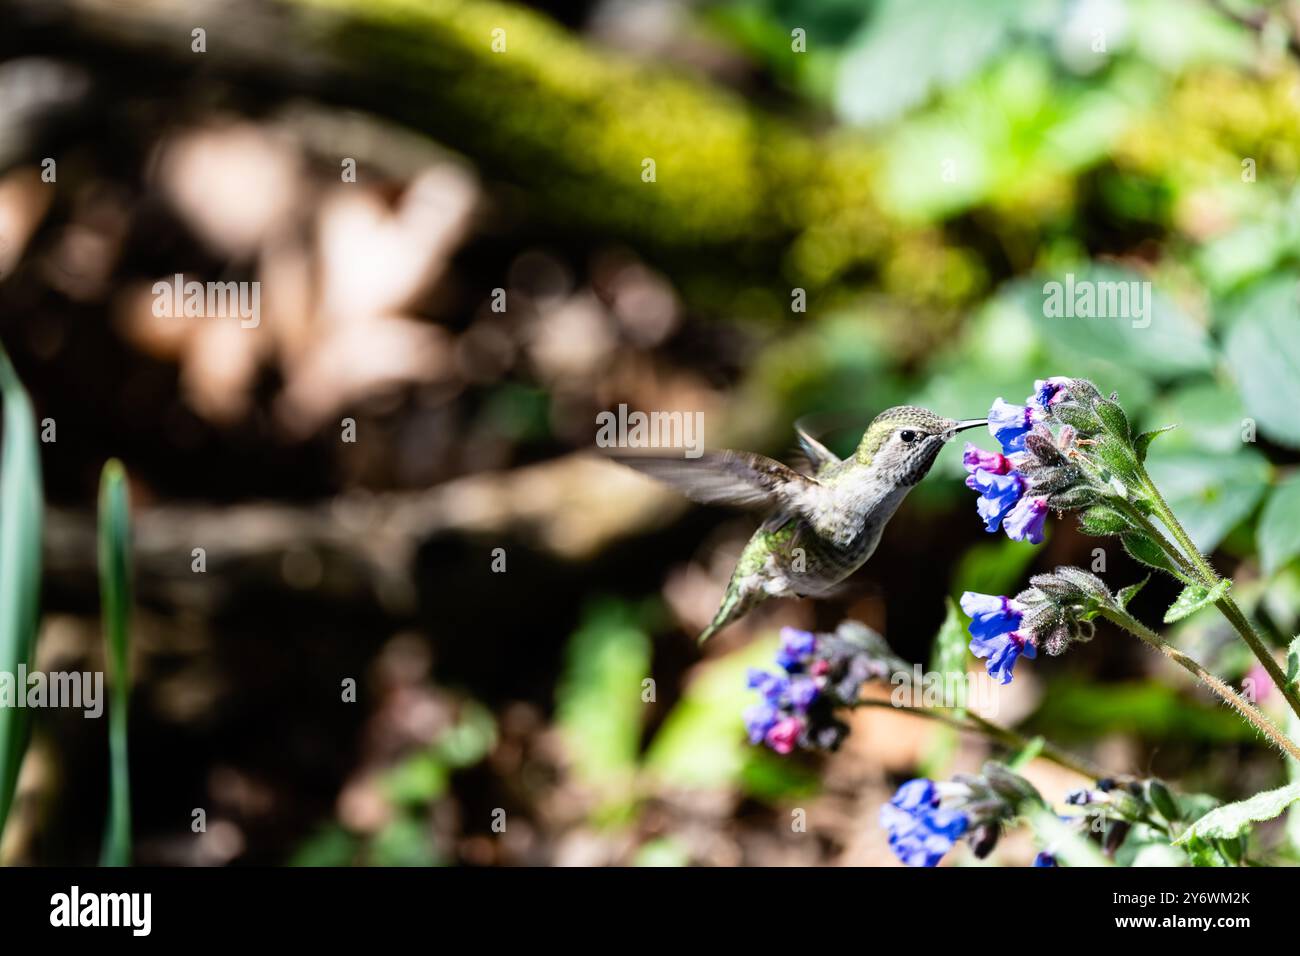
<box><xmin>988</xmin><ymin>398</ymin><xmax>1037</xmax><ymax>454</ymax></box>
<box><xmin>968</xmin><ymin>469</ymin><xmax>1027</xmax><ymax>532</ymax></box>
<box><xmin>959</xmin><ymin>592</ymin><xmax>1025</xmax><ymax>641</ymax></box>
<box><xmin>880</xmin><ymin>779</ymin><xmax>969</xmax><ymax>867</ymax></box>
<box><xmin>1030</xmin><ymin>377</ymin><xmax>1070</xmax><ymax>410</ymax></box>
<box><xmin>891</xmin><ymin>778</ymin><xmax>938</xmax><ymax>814</ymax></box>
<box><xmin>765</xmin><ymin>716</ymin><xmax>804</xmax><ymax>754</ymax></box>
<box><xmin>788</xmin><ymin>676</ymin><xmax>819</xmax><ymax>712</ymax></box>
<box><xmin>1004</xmin><ymin>495</ymin><xmax>1049</xmax><ymax>544</ymax></box>
<box><xmin>1033</xmin><ymin>851</ymin><xmax>1058</xmax><ymax>867</ymax></box>
<box><xmin>970</xmin><ymin>630</ymin><xmax>1036</xmax><ymax>685</ymax></box>
<box><xmin>747</xmin><ymin>669</ymin><xmax>789</xmax><ymax>705</ymax></box>
<box><xmin>744</xmin><ymin>703</ymin><xmax>779</xmax><ymax>744</ymax></box>
<box><xmin>961</xmin><ymin>442</ymin><xmax>1013</xmax><ymax>476</ymax></box>
<box><xmin>776</xmin><ymin>627</ymin><xmax>817</xmax><ymax>671</ymax></box>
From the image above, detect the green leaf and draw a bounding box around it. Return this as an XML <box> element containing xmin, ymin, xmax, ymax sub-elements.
<box><xmin>1092</xmin><ymin>435</ymin><xmax>1140</xmax><ymax>481</ymax></box>
<box><xmin>834</xmin><ymin>0</ymin><xmax>1019</xmax><ymax>127</ymax></box>
<box><xmin>1077</xmin><ymin>504</ymin><xmax>1130</xmax><ymax>536</ymax></box>
<box><xmin>1121</xmin><ymin>531</ymin><xmax>1195</xmax><ymax>584</ymax></box>
<box><xmin>1259</xmin><ymin>473</ymin><xmax>1300</xmax><ymax>576</ymax></box>
<box><xmin>0</xmin><ymin>345</ymin><xmax>43</xmax><ymax>845</ymax></box>
<box><xmin>1094</xmin><ymin>399</ymin><xmax>1131</xmax><ymax>441</ymax></box>
<box><xmin>1164</xmin><ymin>580</ymin><xmax>1231</xmax><ymax>624</ymax></box>
<box><xmin>1287</xmin><ymin>635</ymin><xmax>1299</xmax><ymax>688</ymax></box>
<box><xmin>98</xmin><ymin>459</ymin><xmax>133</xmax><ymax>867</ymax></box>
<box><xmin>1133</xmin><ymin>424</ymin><xmax>1177</xmax><ymax>462</ymax></box>
<box><xmin>1148</xmin><ymin>381</ymin><xmax>1243</xmax><ymax>454</ymax></box>
<box><xmin>1143</xmin><ymin>449</ymin><xmax>1272</xmax><ymax>553</ymax></box>
<box><xmin>1029</xmin><ymin>809</ymin><xmax>1112</xmax><ymax>867</ymax></box>
<box><xmin>1223</xmin><ymin>281</ymin><xmax>1300</xmax><ymax>448</ymax></box>
<box><xmin>1023</xmin><ymin>266</ymin><xmax>1216</xmax><ymax>379</ymax></box>
<box><xmin>1006</xmin><ymin>736</ymin><xmax>1044</xmax><ymax>772</ymax></box>
<box><xmin>950</xmin><ymin>537</ymin><xmax>1038</xmax><ymax>599</ymax></box>
<box><xmin>1115</xmin><ymin>576</ymin><xmax>1149</xmax><ymax>612</ymax></box>
<box><xmin>929</xmin><ymin>598</ymin><xmax>968</xmax><ymax>712</ymax></box>
<box><xmin>1175</xmin><ymin>781</ymin><xmax>1300</xmax><ymax>845</ymax></box>
<box><xmin>555</xmin><ymin>600</ymin><xmax>651</xmax><ymax>811</ymax></box>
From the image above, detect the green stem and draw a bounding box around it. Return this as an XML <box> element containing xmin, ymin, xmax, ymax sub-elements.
<box><xmin>1133</xmin><ymin>465</ymin><xmax>1300</xmax><ymax>723</ymax></box>
<box><xmin>853</xmin><ymin>699</ymin><xmax>1106</xmax><ymax>780</ymax></box>
<box><xmin>1099</xmin><ymin>606</ymin><xmax>1300</xmax><ymax>763</ymax></box>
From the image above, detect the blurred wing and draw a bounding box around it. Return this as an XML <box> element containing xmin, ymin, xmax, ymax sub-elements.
<box><xmin>611</xmin><ymin>450</ymin><xmax>826</xmax><ymax>512</ymax></box>
<box><xmin>793</xmin><ymin>416</ymin><xmax>842</xmax><ymax>472</ymax></box>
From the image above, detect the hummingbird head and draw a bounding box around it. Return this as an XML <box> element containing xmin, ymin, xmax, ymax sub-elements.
<box><xmin>855</xmin><ymin>405</ymin><xmax>987</xmax><ymax>486</ymax></box>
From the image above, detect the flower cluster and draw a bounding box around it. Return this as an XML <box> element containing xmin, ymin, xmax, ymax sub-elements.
<box><xmin>744</xmin><ymin>621</ymin><xmax>907</xmax><ymax>755</ymax></box>
<box><xmin>881</xmin><ymin>763</ymin><xmax>1043</xmax><ymax>867</ymax></box>
<box><xmin>960</xmin><ymin>567</ymin><xmax>1107</xmax><ymax>684</ymax></box>
<box><xmin>879</xmin><ymin>778</ymin><xmax>969</xmax><ymax>867</ymax></box>
<box><xmin>964</xmin><ymin>377</ymin><xmax>1102</xmax><ymax>544</ymax></box>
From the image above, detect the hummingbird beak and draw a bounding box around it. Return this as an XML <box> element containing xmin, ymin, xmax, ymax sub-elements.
<box><xmin>947</xmin><ymin>418</ymin><xmax>988</xmax><ymax>437</ymax></box>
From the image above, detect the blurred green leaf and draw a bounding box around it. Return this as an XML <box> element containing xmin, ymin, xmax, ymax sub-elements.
<box><xmin>0</xmin><ymin>345</ymin><xmax>42</xmax><ymax>844</ymax></box>
<box><xmin>1029</xmin><ymin>808</ymin><xmax>1111</xmax><ymax>867</ymax></box>
<box><xmin>950</xmin><ymin>537</ymin><xmax>1038</xmax><ymax>600</ymax></box>
<box><xmin>555</xmin><ymin>600</ymin><xmax>651</xmax><ymax>804</ymax></box>
<box><xmin>383</xmin><ymin>752</ymin><xmax>449</xmax><ymax>806</ymax></box>
<box><xmin>370</xmin><ymin>814</ymin><xmax>441</xmax><ymax>867</ymax></box>
<box><xmin>1032</xmin><ymin>678</ymin><xmax>1256</xmax><ymax>743</ymax></box>
<box><xmin>1144</xmin><ymin>449</ymin><xmax>1271</xmax><ymax>553</ymax></box>
<box><xmin>98</xmin><ymin>459</ymin><xmax>133</xmax><ymax>867</ymax></box>
<box><xmin>632</xmin><ymin>836</ymin><xmax>690</xmax><ymax>867</ymax></box>
<box><xmin>1223</xmin><ymin>281</ymin><xmax>1300</xmax><ymax>448</ymax></box>
<box><xmin>1259</xmin><ymin>473</ymin><xmax>1300</xmax><ymax>576</ymax></box>
<box><xmin>834</xmin><ymin>0</ymin><xmax>1020</xmax><ymax>128</ymax></box>
<box><xmin>1014</xmin><ymin>267</ymin><xmax>1216</xmax><ymax>379</ymax></box>
<box><xmin>929</xmin><ymin>597</ymin><xmax>969</xmax><ymax>712</ymax></box>
<box><xmin>1146</xmin><ymin>381</ymin><xmax>1244</xmax><ymax>454</ymax></box>
<box><xmin>288</xmin><ymin>825</ymin><xmax>358</xmax><ymax>867</ymax></box>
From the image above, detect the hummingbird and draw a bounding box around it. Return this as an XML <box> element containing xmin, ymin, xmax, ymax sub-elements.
<box><xmin>612</xmin><ymin>406</ymin><xmax>987</xmax><ymax>643</ymax></box>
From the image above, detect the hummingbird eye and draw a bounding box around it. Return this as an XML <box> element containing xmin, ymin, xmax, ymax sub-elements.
<box><xmin>899</xmin><ymin>429</ymin><xmax>918</xmax><ymax>444</ymax></box>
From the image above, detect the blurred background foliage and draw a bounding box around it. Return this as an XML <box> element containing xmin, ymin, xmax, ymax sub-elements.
<box><xmin>1</xmin><ymin>0</ymin><xmax>1300</xmax><ymax>865</ymax></box>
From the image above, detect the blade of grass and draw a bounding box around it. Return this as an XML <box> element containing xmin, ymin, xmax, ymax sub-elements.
<box><xmin>0</xmin><ymin>344</ymin><xmax>43</xmax><ymax>847</ymax></box>
<box><xmin>98</xmin><ymin>459</ymin><xmax>133</xmax><ymax>866</ymax></box>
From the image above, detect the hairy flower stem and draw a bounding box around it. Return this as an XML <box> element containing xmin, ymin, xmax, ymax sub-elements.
<box><xmin>1127</xmin><ymin>467</ymin><xmax>1300</xmax><ymax>723</ymax></box>
<box><xmin>854</xmin><ymin>699</ymin><xmax>1105</xmax><ymax>780</ymax></box>
<box><xmin>1099</xmin><ymin>606</ymin><xmax>1300</xmax><ymax>763</ymax></box>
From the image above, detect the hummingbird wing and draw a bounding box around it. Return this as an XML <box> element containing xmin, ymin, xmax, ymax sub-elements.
<box><xmin>793</xmin><ymin>416</ymin><xmax>842</xmax><ymax>472</ymax></box>
<box><xmin>610</xmin><ymin>450</ymin><xmax>827</xmax><ymax>512</ymax></box>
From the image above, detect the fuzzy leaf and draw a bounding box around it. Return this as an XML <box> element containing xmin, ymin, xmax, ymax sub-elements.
<box><xmin>929</xmin><ymin>597</ymin><xmax>968</xmax><ymax>712</ymax></box>
<box><xmin>1121</xmin><ymin>532</ymin><xmax>1195</xmax><ymax>584</ymax></box>
<box><xmin>1133</xmin><ymin>424</ymin><xmax>1177</xmax><ymax>462</ymax></box>
<box><xmin>1052</xmin><ymin>402</ymin><xmax>1100</xmax><ymax>433</ymax></box>
<box><xmin>1164</xmin><ymin>580</ymin><xmax>1231</xmax><ymax>624</ymax></box>
<box><xmin>1286</xmin><ymin>635</ymin><xmax>1299</xmax><ymax>688</ymax></box>
<box><xmin>1115</xmin><ymin>576</ymin><xmax>1148</xmax><ymax>612</ymax></box>
<box><xmin>1094</xmin><ymin>399</ymin><xmax>1131</xmax><ymax>441</ymax></box>
<box><xmin>1093</xmin><ymin>435</ymin><xmax>1140</xmax><ymax>481</ymax></box>
<box><xmin>1175</xmin><ymin>781</ymin><xmax>1300</xmax><ymax>844</ymax></box>
<box><xmin>1077</xmin><ymin>504</ymin><xmax>1130</xmax><ymax>536</ymax></box>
